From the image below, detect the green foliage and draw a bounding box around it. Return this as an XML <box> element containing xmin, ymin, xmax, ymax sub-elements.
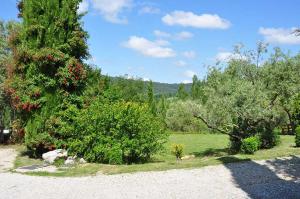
<box><xmin>0</xmin><ymin>20</ymin><xmax>19</xmax><ymax>130</ymax></box>
<box><xmin>295</xmin><ymin>126</ymin><xmax>300</xmax><ymax>147</ymax></box>
<box><xmin>65</xmin><ymin>100</ymin><xmax>167</xmax><ymax>164</ymax></box>
<box><xmin>177</xmin><ymin>83</ymin><xmax>188</xmax><ymax>100</ymax></box>
<box><xmin>191</xmin><ymin>75</ymin><xmax>205</xmax><ymax>101</ymax></box>
<box><xmin>147</xmin><ymin>80</ymin><xmax>156</xmax><ymax>115</ymax></box>
<box><xmin>53</xmin><ymin>157</ymin><xmax>65</xmax><ymax>167</ymax></box>
<box><xmin>106</xmin><ymin>76</ymin><xmax>146</xmax><ymax>102</ymax></box>
<box><xmin>171</xmin><ymin>144</ymin><xmax>184</xmax><ymax>160</ymax></box>
<box><xmin>194</xmin><ymin>44</ymin><xmax>298</xmax><ymax>152</ymax></box>
<box><xmin>241</xmin><ymin>136</ymin><xmax>260</xmax><ymax>154</ymax></box>
<box><xmin>260</xmin><ymin>127</ymin><xmax>280</xmax><ymax>149</ymax></box>
<box><xmin>7</xmin><ymin>0</ymin><xmax>89</xmax><ymax>153</ymax></box>
<box><xmin>157</xmin><ymin>95</ymin><xmax>167</xmax><ymax>121</ymax></box>
<box><xmin>166</xmin><ymin>100</ymin><xmax>208</xmax><ymax>132</ymax></box>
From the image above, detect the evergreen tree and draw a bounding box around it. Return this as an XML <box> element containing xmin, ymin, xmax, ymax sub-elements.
<box><xmin>0</xmin><ymin>20</ymin><xmax>19</xmax><ymax>130</ymax></box>
<box><xmin>7</xmin><ymin>0</ymin><xmax>89</xmax><ymax>154</ymax></box>
<box><xmin>177</xmin><ymin>83</ymin><xmax>188</xmax><ymax>100</ymax></box>
<box><xmin>191</xmin><ymin>75</ymin><xmax>199</xmax><ymax>99</ymax></box>
<box><xmin>147</xmin><ymin>80</ymin><xmax>156</xmax><ymax>115</ymax></box>
<box><xmin>158</xmin><ymin>95</ymin><xmax>167</xmax><ymax>120</ymax></box>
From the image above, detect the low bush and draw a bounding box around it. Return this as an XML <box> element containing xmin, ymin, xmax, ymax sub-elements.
<box><xmin>296</xmin><ymin>126</ymin><xmax>300</xmax><ymax>147</ymax></box>
<box><xmin>171</xmin><ymin>144</ymin><xmax>184</xmax><ymax>160</ymax></box>
<box><xmin>260</xmin><ymin>127</ymin><xmax>280</xmax><ymax>149</ymax></box>
<box><xmin>66</xmin><ymin>100</ymin><xmax>168</xmax><ymax>164</ymax></box>
<box><xmin>241</xmin><ymin>136</ymin><xmax>260</xmax><ymax>154</ymax></box>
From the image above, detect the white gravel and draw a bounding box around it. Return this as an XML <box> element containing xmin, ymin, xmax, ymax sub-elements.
<box><xmin>0</xmin><ymin>148</ymin><xmax>17</xmax><ymax>172</ymax></box>
<box><xmin>0</xmin><ymin>148</ymin><xmax>299</xmax><ymax>199</ymax></box>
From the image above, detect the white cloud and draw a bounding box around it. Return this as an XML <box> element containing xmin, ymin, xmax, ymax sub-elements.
<box><xmin>91</xmin><ymin>0</ymin><xmax>132</xmax><ymax>24</ymax></box>
<box><xmin>154</xmin><ymin>39</ymin><xmax>170</xmax><ymax>46</ymax></box>
<box><xmin>183</xmin><ymin>70</ymin><xmax>196</xmax><ymax>78</ymax></box>
<box><xmin>78</xmin><ymin>0</ymin><xmax>89</xmax><ymax>14</ymax></box>
<box><xmin>259</xmin><ymin>27</ymin><xmax>300</xmax><ymax>45</ymax></box>
<box><xmin>175</xmin><ymin>31</ymin><xmax>194</xmax><ymax>40</ymax></box>
<box><xmin>154</xmin><ymin>30</ymin><xmax>193</xmax><ymax>40</ymax></box>
<box><xmin>215</xmin><ymin>52</ymin><xmax>246</xmax><ymax>62</ymax></box>
<box><xmin>175</xmin><ymin>60</ymin><xmax>187</xmax><ymax>67</ymax></box>
<box><xmin>182</xmin><ymin>51</ymin><xmax>196</xmax><ymax>59</ymax></box>
<box><xmin>123</xmin><ymin>36</ymin><xmax>176</xmax><ymax>58</ymax></box>
<box><xmin>154</xmin><ymin>30</ymin><xmax>171</xmax><ymax>38</ymax></box>
<box><xmin>143</xmin><ymin>77</ymin><xmax>150</xmax><ymax>81</ymax></box>
<box><xmin>162</xmin><ymin>11</ymin><xmax>231</xmax><ymax>29</ymax></box>
<box><xmin>139</xmin><ymin>6</ymin><xmax>160</xmax><ymax>14</ymax></box>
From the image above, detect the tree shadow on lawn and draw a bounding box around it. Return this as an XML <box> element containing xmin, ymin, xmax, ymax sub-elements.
<box><xmin>192</xmin><ymin>148</ymin><xmax>229</xmax><ymax>158</ymax></box>
<box><xmin>218</xmin><ymin>156</ymin><xmax>300</xmax><ymax>199</ymax></box>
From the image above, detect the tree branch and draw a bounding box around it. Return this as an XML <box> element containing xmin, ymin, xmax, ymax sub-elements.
<box><xmin>194</xmin><ymin>115</ymin><xmax>241</xmax><ymax>139</ymax></box>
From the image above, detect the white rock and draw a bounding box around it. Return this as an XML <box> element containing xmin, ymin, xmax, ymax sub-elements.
<box><xmin>64</xmin><ymin>157</ymin><xmax>75</xmax><ymax>165</ymax></box>
<box><xmin>181</xmin><ymin>155</ymin><xmax>196</xmax><ymax>160</ymax></box>
<box><xmin>79</xmin><ymin>158</ymin><xmax>87</xmax><ymax>164</ymax></box>
<box><xmin>42</xmin><ymin>149</ymin><xmax>68</xmax><ymax>164</ymax></box>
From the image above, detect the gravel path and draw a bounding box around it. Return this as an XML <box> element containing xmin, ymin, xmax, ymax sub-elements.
<box><xmin>0</xmin><ymin>148</ymin><xmax>17</xmax><ymax>172</ymax></box>
<box><xmin>0</xmin><ymin>148</ymin><xmax>299</xmax><ymax>199</ymax></box>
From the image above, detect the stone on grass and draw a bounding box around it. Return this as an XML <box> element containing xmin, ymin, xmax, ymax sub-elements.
<box><xmin>64</xmin><ymin>157</ymin><xmax>75</xmax><ymax>166</ymax></box>
<box><xmin>42</xmin><ymin>149</ymin><xmax>68</xmax><ymax>164</ymax></box>
<box><xmin>181</xmin><ymin>155</ymin><xmax>195</xmax><ymax>160</ymax></box>
<box><xmin>79</xmin><ymin>158</ymin><xmax>87</xmax><ymax>164</ymax></box>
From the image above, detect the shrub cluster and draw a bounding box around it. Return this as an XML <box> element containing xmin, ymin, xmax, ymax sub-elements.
<box><xmin>259</xmin><ymin>128</ymin><xmax>280</xmax><ymax>149</ymax></box>
<box><xmin>65</xmin><ymin>100</ymin><xmax>167</xmax><ymax>164</ymax></box>
<box><xmin>241</xmin><ymin>136</ymin><xmax>261</xmax><ymax>154</ymax></box>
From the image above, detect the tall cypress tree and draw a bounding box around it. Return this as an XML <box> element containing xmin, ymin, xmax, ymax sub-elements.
<box><xmin>7</xmin><ymin>0</ymin><xmax>88</xmax><ymax>154</ymax></box>
<box><xmin>147</xmin><ymin>81</ymin><xmax>156</xmax><ymax>115</ymax></box>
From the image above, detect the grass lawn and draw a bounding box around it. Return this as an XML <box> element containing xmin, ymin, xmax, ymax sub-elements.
<box><xmin>13</xmin><ymin>133</ymin><xmax>300</xmax><ymax>176</ymax></box>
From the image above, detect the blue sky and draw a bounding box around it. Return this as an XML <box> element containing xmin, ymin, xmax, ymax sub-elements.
<box><xmin>1</xmin><ymin>0</ymin><xmax>300</xmax><ymax>83</ymax></box>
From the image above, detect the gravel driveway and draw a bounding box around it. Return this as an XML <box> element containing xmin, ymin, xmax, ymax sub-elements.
<box><xmin>0</xmin><ymin>148</ymin><xmax>299</xmax><ymax>199</ymax></box>
<box><xmin>0</xmin><ymin>148</ymin><xmax>17</xmax><ymax>172</ymax></box>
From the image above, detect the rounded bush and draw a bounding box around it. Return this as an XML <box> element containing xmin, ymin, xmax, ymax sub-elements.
<box><xmin>260</xmin><ymin>128</ymin><xmax>280</xmax><ymax>149</ymax></box>
<box><xmin>296</xmin><ymin>126</ymin><xmax>300</xmax><ymax>147</ymax></box>
<box><xmin>241</xmin><ymin>136</ymin><xmax>261</xmax><ymax>154</ymax></box>
<box><xmin>67</xmin><ymin>100</ymin><xmax>168</xmax><ymax>164</ymax></box>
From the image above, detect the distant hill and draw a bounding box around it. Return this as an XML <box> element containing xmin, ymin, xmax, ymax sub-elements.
<box><xmin>152</xmin><ymin>82</ymin><xmax>192</xmax><ymax>96</ymax></box>
<box><xmin>109</xmin><ymin>76</ymin><xmax>192</xmax><ymax>96</ymax></box>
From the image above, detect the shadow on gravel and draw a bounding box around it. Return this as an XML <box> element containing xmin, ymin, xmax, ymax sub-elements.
<box><xmin>218</xmin><ymin>156</ymin><xmax>300</xmax><ymax>199</ymax></box>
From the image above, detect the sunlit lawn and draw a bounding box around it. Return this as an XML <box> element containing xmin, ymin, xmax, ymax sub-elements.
<box><xmin>13</xmin><ymin>133</ymin><xmax>299</xmax><ymax>176</ymax></box>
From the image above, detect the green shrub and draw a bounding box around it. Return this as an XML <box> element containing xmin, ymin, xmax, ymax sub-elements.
<box><xmin>296</xmin><ymin>126</ymin><xmax>300</xmax><ymax>147</ymax></box>
<box><xmin>260</xmin><ymin>127</ymin><xmax>280</xmax><ymax>149</ymax></box>
<box><xmin>66</xmin><ymin>100</ymin><xmax>168</xmax><ymax>164</ymax></box>
<box><xmin>166</xmin><ymin>100</ymin><xmax>208</xmax><ymax>132</ymax></box>
<box><xmin>241</xmin><ymin>136</ymin><xmax>261</xmax><ymax>154</ymax></box>
<box><xmin>171</xmin><ymin>144</ymin><xmax>184</xmax><ymax>160</ymax></box>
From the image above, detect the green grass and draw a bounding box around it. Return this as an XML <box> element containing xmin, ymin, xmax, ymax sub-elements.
<box><xmin>13</xmin><ymin>133</ymin><xmax>300</xmax><ymax>176</ymax></box>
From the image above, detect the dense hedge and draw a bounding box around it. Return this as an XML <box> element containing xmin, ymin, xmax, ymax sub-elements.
<box><xmin>64</xmin><ymin>100</ymin><xmax>167</xmax><ymax>164</ymax></box>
